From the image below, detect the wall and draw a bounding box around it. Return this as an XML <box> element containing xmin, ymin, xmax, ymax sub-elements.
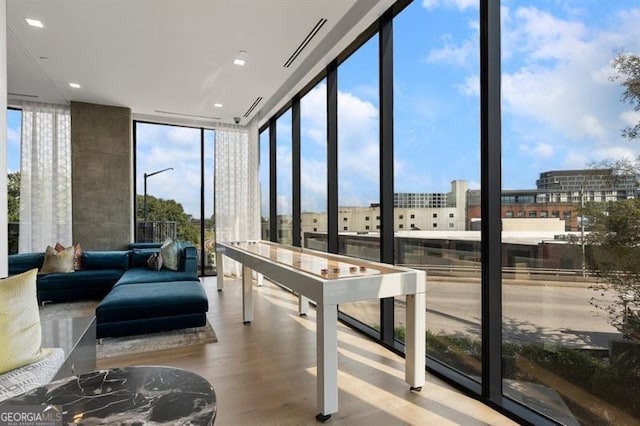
<box><xmin>0</xmin><ymin>1</ymin><xmax>7</xmax><ymax>277</ymax></box>
<box><xmin>71</xmin><ymin>102</ymin><xmax>132</xmax><ymax>250</ymax></box>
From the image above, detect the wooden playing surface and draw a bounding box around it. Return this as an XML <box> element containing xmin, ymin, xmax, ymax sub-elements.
<box><xmin>226</xmin><ymin>241</ymin><xmax>398</xmax><ymax>279</ymax></box>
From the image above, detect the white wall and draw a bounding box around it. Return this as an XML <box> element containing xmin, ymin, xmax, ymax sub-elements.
<box><xmin>0</xmin><ymin>0</ymin><xmax>7</xmax><ymax>278</ymax></box>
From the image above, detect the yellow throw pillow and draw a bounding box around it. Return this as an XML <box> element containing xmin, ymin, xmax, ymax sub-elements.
<box><xmin>40</xmin><ymin>245</ymin><xmax>75</xmax><ymax>274</ymax></box>
<box><xmin>0</xmin><ymin>269</ymin><xmax>46</xmax><ymax>373</ymax></box>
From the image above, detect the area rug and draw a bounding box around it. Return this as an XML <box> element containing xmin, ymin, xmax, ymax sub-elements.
<box><xmin>39</xmin><ymin>301</ymin><xmax>218</xmax><ymax>360</ymax></box>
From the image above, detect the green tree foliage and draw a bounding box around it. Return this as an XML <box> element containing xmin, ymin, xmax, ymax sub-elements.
<box><xmin>7</xmin><ymin>172</ymin><xmax>20</xmax><ymax>222</ymax></box>
<box><xmin>610</xmin><ymin>52</ymin><xmax>640</xmax><ymax>140</ymax></box>
<box><xmin>584</xmin><ymin>198</ymin><xmax>640</xmax><ymax>340</ymax></box>
<box><xmin>136</xmin><ymin>194</ymin><xmax>199</xmax><ymax>244</ymax></box>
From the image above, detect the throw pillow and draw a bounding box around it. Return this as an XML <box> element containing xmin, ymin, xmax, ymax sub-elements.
<box><xmin>160</xmin><ymin>238</ymin><xmax>181</xmax><ymax>271</ymax></box>
<box><xmin>40</xmin><ymin>245</ymin><xmax>74</xmax><ymax>274</ymax></box>
<box><xmin>53</xmin><ymin>242</ymin><xmax>83</xmax><ymax>270</ymax></box>
<box><xmin>73</xmin><ymin>243</ymin><xmax>84</xmax><ymax>271</ymax></box>
<box><xmin>147</xmin><ymin>252</ymin><xmax>163</xmax><ymax>271</ymax></box>
<box><xmin>0</xmin><ymin>269</ymin><xmax>47</xmax><ymax>374</ymax></box>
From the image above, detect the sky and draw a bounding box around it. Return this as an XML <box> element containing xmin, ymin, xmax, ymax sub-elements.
<box><xmin>8</xmin><ymin>0</ymin><xmax>640</xmax><ymax>219</ymax></box>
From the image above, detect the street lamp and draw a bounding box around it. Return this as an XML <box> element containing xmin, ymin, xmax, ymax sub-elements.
<box><xmin>143</xmin><ymin>167</ymin><xmax>174</xmax><ymax>223</ymax></box>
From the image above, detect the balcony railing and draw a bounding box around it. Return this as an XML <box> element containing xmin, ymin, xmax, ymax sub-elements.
<box><xmin>136</xmin><ymin>221</ymin><xmax>177</xmax><ymax>243</ymax></box>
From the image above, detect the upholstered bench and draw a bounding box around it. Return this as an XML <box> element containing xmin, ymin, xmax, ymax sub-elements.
<box><xmin>95</xmin><ymin>280</ymin><xmax>209</xmax><ymax>338</ymax></box>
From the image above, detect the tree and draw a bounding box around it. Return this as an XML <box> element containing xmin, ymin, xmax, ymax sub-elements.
<box><xmin>7</xmin><ymin>172</ymin><xmax>20</xmax><ymax>222</ymax></box>
<box><xmin>610</xmin><ymin>52</ymin><xmax>640</xmax><ymax>140</ymax></box>
<box><xmin>584</xmin><ymin>199</ymin><xmax>640</xmax><ymax>340</ymax></box>
<box><xmin>136</xmin><ymin>194</ymin><xmax>200</xmax><ymax>244</ymax></box>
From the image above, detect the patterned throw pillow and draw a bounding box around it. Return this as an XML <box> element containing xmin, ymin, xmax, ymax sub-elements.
<box><xmin>160</xmin><ymin>239</ymin><xmax>181</xmax><ymax>271</ymax></box>
<box><xmin>0</xmin><ymin>269</ymin><xmax>47</xmax><ymax>374</ymax></box>
<box><xmin>54</xmin><ymin>242</ymin><xmax>84</xmax><ymax>270</ymax></box>
<box><xmin>40</xmin><ymin>246</ymin><xmax>74</xmax><ymax>274</ymax></box>
<box><xmin>147</xmin><ymin>252</ymin><xmax>163</xmax><ymax>271</ymax></box>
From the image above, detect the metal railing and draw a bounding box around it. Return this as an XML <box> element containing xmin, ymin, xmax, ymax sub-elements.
<box><xmin>136</xmin><ymin>221</ymin><xmax>177</xmax><ymax>243</ymax></box>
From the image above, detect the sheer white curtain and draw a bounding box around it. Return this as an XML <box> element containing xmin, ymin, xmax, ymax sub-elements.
<box><xmin>214</xmin><ymin>122</ymin><xmax>260</xmax><ymax>275</ymax></box>
<box><xmin>19</xmin><ymin>102</ymin><xmax>72</xmax><ymax>253</ymax></box>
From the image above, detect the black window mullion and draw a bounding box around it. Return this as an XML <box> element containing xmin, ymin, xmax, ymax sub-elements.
<box><xmin>480</xmin><ymin>0</ymin><xmax>502</xmax><ymax>402</ymax></box>
<box><xmin>327</xmin><ymin>60</ymin><xmax>338</xmax><ymax>254</ymax></box>
<box><xmin>379</xmin><ymin>12</ymin><xmax>395</xmax><ymax>346</ymax></box>
<box><xmin>292</xmin><ymin>96</ymin><xmax>301</xmax><ymax>247</ymax></box>
<box><xmin>269</xmin><ymin>119</ymin><xmax>278</xmax><ymax>242</ymax></box>
<box><xmin>200</xmin><ymin>128</ymin><xmax>206</xmax><ymax>276</ymax></box>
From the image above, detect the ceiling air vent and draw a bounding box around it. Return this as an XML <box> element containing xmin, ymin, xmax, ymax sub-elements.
<box><xmin>283</xmin><ymin>18</ymin><xmax>327</xmax><ymax>68</ymax></box>
<box><xmin>8</xmin><ymin>92</ymin><xmax>39</xmax><ymax>98</ymax></box>
<box><xmin>155</xmin><ymin>110</ymin><xmax>220</xmax><ymax>120</ymax></box>
<box><xmin>243</xmin><ymin>97</ymin><xmax>263</xmax><ymax>118</ymax></box>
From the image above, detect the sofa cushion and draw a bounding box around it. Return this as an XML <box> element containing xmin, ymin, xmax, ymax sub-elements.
<box><xmin>40</xmin><ymin>246</ymin><xmax>74</xmax><ymax>274</ymax></box>
<box><xmin>82</xmin><ymin>251</ymin><xmax>129</xmax><ymax>270</ymax></box>
<box><xmin>0</xmin><ymin>269</ymin><xmax>47</xmax><ymax>374</ymax></box>
<box><xmin>128</xmin><ymin>242</ymin><xmax>162</xmax><ymax>250</ymax></box>
<box><xmin>97</xmin><ymin>281</ymin><xmax>208</xmax><ymax>323</ymax></box>
<box><xmin>8</xmin><ymin>252</ymin><xmax>45</xmax><ymax>276</ymax></box>
<box><xmin>37</xmin><ymin>269</ymin><xmax>124</xmax><ymax>291</ymax></box>
<box><xmin>116</xmin><ymin>268</ymin><xmax>198</xmax><ymax>286</ymax></box>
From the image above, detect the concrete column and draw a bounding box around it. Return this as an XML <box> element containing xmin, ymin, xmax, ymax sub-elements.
<box><xmin>71</xmin><ymin>102</ymin><xmax>132</xmax><ymax>250</ymax></box>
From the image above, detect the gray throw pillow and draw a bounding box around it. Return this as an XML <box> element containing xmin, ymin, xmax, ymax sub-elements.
<box><xmin>160</xmin><ymin>239</ymin><xmax>180</xmax><ymax>271</ymax></box>
<box><xmin>147</xmin><ymin>252</ymin><xmax>163</xmax><ymax>271</ymax></box>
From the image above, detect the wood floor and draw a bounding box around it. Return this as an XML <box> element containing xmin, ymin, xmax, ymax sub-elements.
<box><xmin>97</xmin><ymin>277</ymin><xmax>519</xmax><ymax>425</ymax></box>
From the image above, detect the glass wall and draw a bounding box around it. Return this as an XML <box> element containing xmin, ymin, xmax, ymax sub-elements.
<box><xmin>135</xmin><ymin>122</ymin><xmax>203</xmax><ymax>273</ymax></box>
<box><xmin>276</xmin><ymin>110</ymin><xmax>293</xmax><ymax>245</ymax></box>
<box><xmin>300</xmin><ymin>79</ymin><xmax>328</xmax><ymax>251</ymax></box>
<box><xmin>258</xmin><ymin>0</ymin><xmax>640</xmax><ymax>423</ymax></box>
<box><xmin>6</xmin><ymin>109</ymin><xmax>22</xmax><ymax>254</ymax></box>
<box><xmin>259</xmin><ymin>129</ymin><xmax>270</xmax><ymax>241</ymax></box>
<box><xmin>337</xmin><ymin>35</ymin><xmax>381</xmax><ymax>332</ymax></box>
<box><xmin>393</xmin><ymin>0</ymin><xmax>482</xmax><ymax>379</ymax></box>
<box><xmin>500</xmin><ymin>1</ymin><xmax>640</xmax><ymax>424</ymax></box>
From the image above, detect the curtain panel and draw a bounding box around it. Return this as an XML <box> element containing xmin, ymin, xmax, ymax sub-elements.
<box><xmin>214</xmin><ymin>122</ymin><xmax>260</xmax><ymax>275</ymax></box>
<box><xmin>19</xmin><ymin>102</ymin><xmax>72</xmax><ymax>253</ymax></box>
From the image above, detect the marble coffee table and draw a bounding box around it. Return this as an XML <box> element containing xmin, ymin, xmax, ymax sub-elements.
<box><xmin>0</xmin><ymin>366</ymin><xmax>216</xmax><ymax>425</ymax></box>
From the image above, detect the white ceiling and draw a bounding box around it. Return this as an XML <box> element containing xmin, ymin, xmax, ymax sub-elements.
<box><xmin>7</xmin><ymin>0</ymin><xmax>395</xmax><ymax>128</ymax></box>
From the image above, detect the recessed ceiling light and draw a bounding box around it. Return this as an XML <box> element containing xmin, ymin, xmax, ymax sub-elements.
<box><xmin>25</xmin><ymin>18</ymin><xmax>44</xmax><ymax>28</ymax></box>
<box><xmin>214</xmin><ymin>103</ymin><xmax>223</xmax><ymax>108</ymax></box>
<box><xmin>69</xmin><ymin>83</ymin><xmax>81</xmax><ymax>89</ymax></box>
<box><xmin>233</xmin><ymin>58</ymin><xmax>246</xmax><ymax>66</ymax></box>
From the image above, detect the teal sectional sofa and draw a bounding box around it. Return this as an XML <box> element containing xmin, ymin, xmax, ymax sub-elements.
<box><xmin>8</xmin><ymin>242</ymin><xmax>208</xmax><ymax>339</ymax></box>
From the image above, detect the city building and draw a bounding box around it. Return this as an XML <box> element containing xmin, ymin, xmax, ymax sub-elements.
<box><xmin>466</xmin><ymin>169</ymin><xmax>639</xmax><ymax>231</ymax></box>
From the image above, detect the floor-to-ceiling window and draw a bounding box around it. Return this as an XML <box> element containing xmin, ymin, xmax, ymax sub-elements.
<box><xmin>276</xmin><ymin>109</ymin><xmax>293</xmax><ymax>245</ymax></box>
<box><xmin>500</xmin><ymin>1</ymin><xmax>640</xmax><ymax>424</ymax></box>
<box><xmin>336</xmin><ymin>34</ymin><xmax>382</xmax><ymax>333</ymax></box>
<box><xmin>393</xmin><ymin>0</ymin><xmax>482</xmax><ymax>380</ymax></box>
<box><xmin>6</xmin><ymin>109</ymin><xmax>22</xmax><ymax>254</ymax></box>
<box><xmin>259</xmin><ymin>1</ymin><xmax>639</xmax><ymax>423</ymax></box>
<box><xmin>135</xmin><ymin>121</ymin><xmax>213</xmax><ymax>275</ymax></box>
<box><xmin>301</xmin><ymin>79</ymin><xmax>328</xmax><ymax>251</ymax></box>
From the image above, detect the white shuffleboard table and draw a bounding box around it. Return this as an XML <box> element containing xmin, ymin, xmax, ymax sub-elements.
<box><xmin>215</xmin><ymin>240</ymin><xmax>426</xmax><ymax>422</ymax></box>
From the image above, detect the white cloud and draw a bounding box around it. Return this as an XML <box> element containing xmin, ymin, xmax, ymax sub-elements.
<box><xmin>519</xmin><ymin>142</ymin><xmax>554</xmax><ymax>159</ymax></box>
<box><xmin>500</xmin><ymin>5</ymin><xmax>640</xmax><ymax>161</ymax></box>
<box><xmin>422</xmin><ymin>0</ymin><xmax>478</xmax><ymax>11</ymax></box>
<box><xmin>456</xmin><ymin>74</ymin><xmax>479</xmax><ymax>96</ymax></box>
<box><xmin>619</xmin><ymin>110</ymin><xmax>640</xmax><ymax>127</ymax></box>
<box><xmin>7</xmin><ymin>126</ymin><xmax>20</xmax><ymax>146</ymax></box>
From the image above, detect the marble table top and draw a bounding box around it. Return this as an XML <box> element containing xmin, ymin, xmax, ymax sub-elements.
<box><xmin>0</xmin><ymin>366</ymin><xmax>216</xmax><ymax>425</ymax></box>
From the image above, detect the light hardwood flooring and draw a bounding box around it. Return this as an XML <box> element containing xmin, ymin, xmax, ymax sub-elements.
<box><xmin>97</xmin><ymin>277</ymin><xmax>519</xmax><ymax>426</ymax></box>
